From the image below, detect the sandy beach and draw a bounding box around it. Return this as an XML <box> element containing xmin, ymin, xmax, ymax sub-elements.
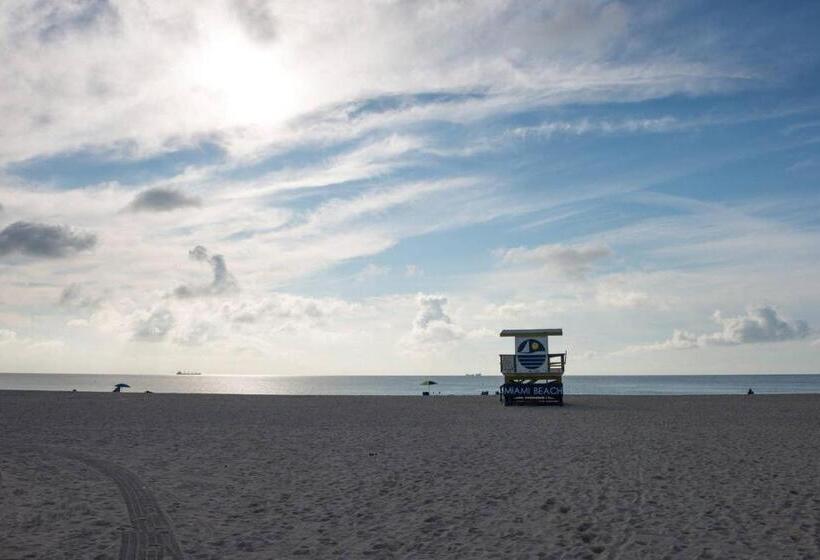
<box><xmin>1</xmin><ymin>392</ymin><xmax>818</xmax><ymax>559</ymax></box>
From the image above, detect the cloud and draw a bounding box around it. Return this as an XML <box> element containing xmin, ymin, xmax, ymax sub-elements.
<box><xmin>509</xmin><ymin>117</ymin><xmax>682</xmax><ymax>139</ymax></box>
<box><xmin>592</xmin><ymin>275</ymin><xmax>671</xmax><ymax>310</ymax></box>
<box><xmin>127</xmin><ymin>188</ymin><xmax>201</xmax><ymax>212</ymax></box>
<box><xmin>355</xmin><ymin>263</ymin><xmax>389</xmax><ymax>282</ymax></box>
<box><xmin>10</xmin><ymin>0</ymin><xmax>119</xmax><ymax>44</ymax></box>
<box><xmin>232</xmin><ymin>0</ymin><xmax>277</xmax><ymax>43</ymax></box>
<box><xmin>225</xmin><ymin>294</ymin><xmax>325</xmax><ymax>324</ymax></box>
<box><xmin>132</xmin><ymin>308</ymin><xmax>175</xmax><ymax>341</ymax></box>
<box><xmin>234</xmin><ymin>134</ymin><xmax>425</xmax><ymax>200</ymax></box>
<box><xmin>0</xmin><ymin>221</ymin><xmax>97</xmax><ymax>258</ymax></box>
<box><xmin>287</xmin><ymin>178</ymin><xmax>470</xmax><ymax>237</ymax></box>
<box><xmin>702</xmin><ymin>306</ymin><xmax>810</xmax><ymax>346</ymax></box>
<box><xmin>0</xmin><ymin>328</ymin><xmax>17</xmax><ymax>344</ymax></box>
<box><xmin>175</xmin><ymin>245</ymin><xmax>238</xmax><ymax>298</ymax></box>
<box><xmin>58</xmin><ymin>283</ymin><xmax>103</xmax><ymax>309</ymax></box>
<box><xmin>405</xmin><ymin>294</ymin><xmax>463</xmax><ymax>347</ymax></box>
<box><xmin>620</xmin><ymin>329</ymin><xmax>699</xmax><ymax>353</ymax></box>
<box><xmin>499</xmin><ymin>243</ymin><xmax>612</xmax><ymax>279</ymax></box>
<box><xmin>0</xmin><ymin>1</ymin><xmax>745</xmax><ymax>164</ymax></box>
<box><xmin>622</xmin><ymin>306</ymin><xmax>810</xmax><ymax>353</ymax></box>
<box><xmin>174</xmin><ymin>321</ymin><xmax>219</xmax><ymax>346</ymax></box>
<box><xmin>595</xmin><ymin>288</ymin><xmax>652</xmax><ymax>309</ymax></box>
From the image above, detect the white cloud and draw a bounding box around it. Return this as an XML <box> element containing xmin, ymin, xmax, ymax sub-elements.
<box><xmin>0</xmin><ymin>327</ymin><xmax>65</xmax><ymax>354</ymax></box>
<box><xmin>132</xmin><ymin>308</ymin><xmax>175</xmax><ymax>342</ymax></box>
<box><xmin>404</xmin><ymin>294</ymin><xmax>464</xmax><ymax>348</ymax></box>
<box><xmin>1</xmin><ymin>3</ymin><xmax>816</xmax><ymax>377</ymax></box>
<box><xmin>223</xmin><ymin>294</ymin><xmax>328</xmax><ymax>325</ymax></box>
<box><xmin>233</xmin><ymin>134</ymin><xmax>424</xmax><ymax>199</ymax></box>
<box><xmin>592</xmin><ymin>275</ymin><xmax>671</xmax><ymax>310</ymax></box>
<box><xmin>702</xmin><ymin>307</ymin><xmax>810</xmax><ymax>346</ymax></box>
<box><xmin>284</xmin><ymin>178</ymin><xmax>473</xmax><ymax>238</ymax></box>
<box><xmin>405</xmin><ymin>264</ymin><xmax>423</xmax><ymax>277</ymax></box>
<box><xmin>0</xmin><ymin>328</ymin><xmax>17</xmax><ymax>344</ymax></box>
<box><xmin>499</xmin><ymin>243</ymin><xmax>612</xmax><ymax>279</ymax></box>
<box><xmin>621</xmin><ymin>306</ymin><xmax>811</xmax><ymax>354</ymax></box>
<box><xmin>174</xmin><ymin>321</ymin><xmax>220</xmax><ymax>346</ymax></box>
<box><xmin>509</xmin><ymin>116</ymin><xmax>682</xmax><ymax>138</ymax></box>
<box><xmin>0</xmin><ymin>1</ymin><xmax>740</xmax><ymax>164</ymax></box>
<box><xmin>354</xmin><ymin>264</ymin><xmax>389</xmax><ymax>283</ymax></box>
<box><xmin>594</xmin><ymin>288</ymin><xmax>651</xmax><ymax>309</ymax></box>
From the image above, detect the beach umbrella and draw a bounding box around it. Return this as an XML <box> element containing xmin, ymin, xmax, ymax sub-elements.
<box><xmin>115</xmin><ymin>383</ymin><xmax>130</xmax><ymax>388</ymax></box>
<box><xmin>420</xmin><ymin>380</ymin><xmax>438</xmax><ymax>386</ymax></box>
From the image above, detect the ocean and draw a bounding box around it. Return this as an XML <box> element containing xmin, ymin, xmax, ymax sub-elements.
<box><xmin>1</xmin><ymin>373</ymin><xmax>819</xmax><ymax>396</ymax></box>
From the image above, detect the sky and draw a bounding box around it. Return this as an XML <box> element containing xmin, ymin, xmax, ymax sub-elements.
<box><xmin>1</xmin><ymin>0</ymin><xmax>819</xmax><ymax>375</ymax></box>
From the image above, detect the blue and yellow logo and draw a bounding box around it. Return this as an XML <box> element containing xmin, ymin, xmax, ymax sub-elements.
<box><xmin>516</xmin><ymin>339</ymin><xmax>546</xmax><ymax>370</ymax></box>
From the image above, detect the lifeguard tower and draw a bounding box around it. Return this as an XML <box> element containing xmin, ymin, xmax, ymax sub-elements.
<box><xmin>499</xmin><ymin>329</ymin><xmax>566</xmax><ymax>406</ymax></box>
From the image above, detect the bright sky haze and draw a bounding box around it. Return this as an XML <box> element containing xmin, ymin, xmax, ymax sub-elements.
<box><xmin>1</xmin><ymin>0</ymin><xmax>819</xmax><ymax>375</ymax></box>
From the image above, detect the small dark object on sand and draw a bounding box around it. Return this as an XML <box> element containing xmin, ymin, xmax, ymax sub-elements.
<box><xmin>481</xmin><ymin>391</ymin><xmax>489</xmax><ymax>396</ymax></box>
<box><xmin>747</xmin><ymin>388</ymin><xmax>755</xmax><ymax>395</ymax></box>
<box><xmin>422</xmin><ymin>391</ymin><xmax>430</xmax><ymax>396</ymax></box>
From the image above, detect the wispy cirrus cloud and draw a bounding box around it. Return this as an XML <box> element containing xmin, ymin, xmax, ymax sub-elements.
<box><xmin>0</xmin><ymin>1</ymin><xmax>749</xmax><ymax>165</ymax></box>
<box><xmin>509</xmin><ymin>117</ymin><xmax>683</xmax><ymax>139</ymax></box>
<box><xmin>2</xmin><ymin>2</ymin><xmax>819</xmax><ymax>376</ymax></box>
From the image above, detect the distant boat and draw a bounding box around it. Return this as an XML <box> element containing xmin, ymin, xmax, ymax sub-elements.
<box><xmin>176</xmin><ymin>371</ymin><xmax>202</xmax><ymax>376</ymax></box>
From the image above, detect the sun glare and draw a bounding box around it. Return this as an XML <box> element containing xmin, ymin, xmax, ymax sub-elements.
<box><xmin>185</xmin><ymin>29</ymin><xmax>301</xmax><ymax>126</ymax></box>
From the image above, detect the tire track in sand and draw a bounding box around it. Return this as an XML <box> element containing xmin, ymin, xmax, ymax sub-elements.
<box><xmin>59</xmin><ymin>450</ymin><xmax>183</xmax><ymax>560</ymax></box>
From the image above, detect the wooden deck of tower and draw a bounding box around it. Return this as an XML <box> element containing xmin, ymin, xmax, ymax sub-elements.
<box><xmin>499</xmin><ymin>328</ymin><xmax>566</xmax><ymax>406</ymax></box>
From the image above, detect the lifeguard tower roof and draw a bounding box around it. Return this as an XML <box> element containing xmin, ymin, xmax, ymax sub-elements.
<box><xmin>499</xmin><ymin>329</ymin><xmax>562</xmax><ymax>337</ymax></box>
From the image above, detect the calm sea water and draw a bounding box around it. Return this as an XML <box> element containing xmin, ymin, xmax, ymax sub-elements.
<box><xmin>1</xmin><ymin>373</ymin><xmax>819</xmax><ymax>396</ymax></box>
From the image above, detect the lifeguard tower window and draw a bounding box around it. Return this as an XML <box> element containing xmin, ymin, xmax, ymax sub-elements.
<box><xmin>499</xmin><ymin>328</ymin><xmax>566</xmax><ymax>406</ymax></box>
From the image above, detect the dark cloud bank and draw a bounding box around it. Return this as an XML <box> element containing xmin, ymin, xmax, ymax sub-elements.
<box><xmin>0</xmin><ymin>221</ymin><xmax>96</xmax><ymax>258</ymax></box>
<box><xmin>127</xmin><ymin>188</ymin><xmax>201</xmax><ymax>212</ymax></box>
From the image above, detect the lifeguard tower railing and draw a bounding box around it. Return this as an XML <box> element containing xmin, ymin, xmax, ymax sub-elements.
<box><xmin>500</xmin><ymin>353</ymin><xmax>566</xmax><ymax>375</ymax></box>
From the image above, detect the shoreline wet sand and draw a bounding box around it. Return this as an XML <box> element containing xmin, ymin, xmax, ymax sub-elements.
<box><xmin>1</xmin><ymin>392</ymin><xmax>818</xmax><ymax>559</ymax></box>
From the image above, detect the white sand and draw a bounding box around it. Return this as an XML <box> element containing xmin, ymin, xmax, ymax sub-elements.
<box><xmin>1</xmin><ymin>391</ymin><xmax>818</xmax><ymax>559</ymax></box>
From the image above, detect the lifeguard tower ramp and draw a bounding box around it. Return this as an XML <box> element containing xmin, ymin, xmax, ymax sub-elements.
<box><xmin>499</xmin><ymin>328</ymin><xmax>566</xmax><ymax>406</ymax></box>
